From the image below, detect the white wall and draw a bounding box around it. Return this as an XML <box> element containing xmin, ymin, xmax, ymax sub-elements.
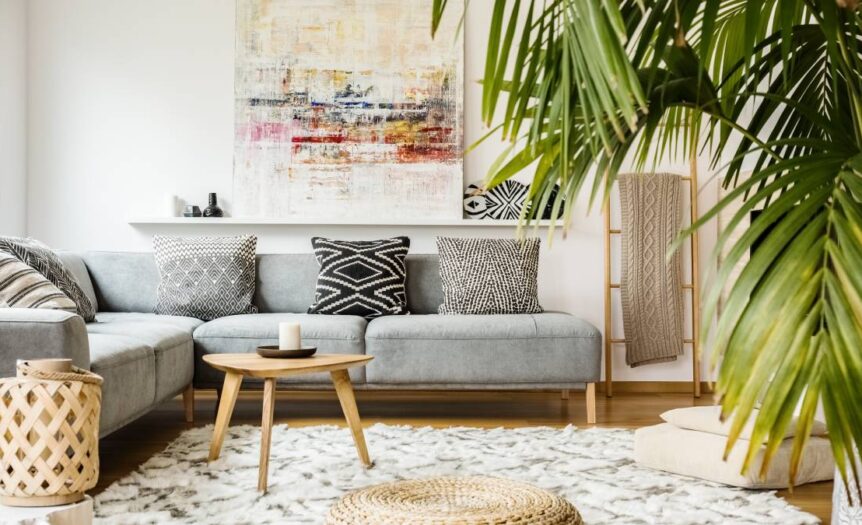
<box><xmin>0</xmin><ymin>0</ymin><xmax>27</xmax><ymax>236</ymax></box>
<box><xmin>25</xmin><ymin>0</ymin><xmax>719</xmax><ymax>382</ymax></box>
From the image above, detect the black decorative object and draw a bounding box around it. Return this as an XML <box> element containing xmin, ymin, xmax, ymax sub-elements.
<box><xmin>183</xmin><ymin>205</ymin><xmax>202</xmax><ymax>217</ymax></box>
<box><xmin>307</xmin><ymin>236</ymin><xmax>410</xmax><ymax>319</ymax></box>
<box><xmin>203</xmin><ymin>193</ymin><xmax>224</xmax><ymax>218</ymax></box>
<box><xmin>541</xmin><ymin>185</ymin><xmax>566</xmax><ymax>220</ymax></box>
<box><xmin>257</xmin><ymin>346</ymin><xmax>317</xmax><ymax>359</ymax></box>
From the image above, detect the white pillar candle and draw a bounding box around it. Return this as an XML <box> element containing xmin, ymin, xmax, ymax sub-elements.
<box><xmin>279</xmin><ymin>322</ymin><xmax>301</xmax><ymax>350</ymax></box>
<box><xmin>164</xmin><ymin>194</ymin><xmax>178</xmax><ymax>217</ymax></box>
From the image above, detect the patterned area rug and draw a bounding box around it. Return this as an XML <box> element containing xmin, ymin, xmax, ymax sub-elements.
<box><xmin>94</xmin><ymin>424</ymin><xmax>818</xmax><ymax>524</ymax></box>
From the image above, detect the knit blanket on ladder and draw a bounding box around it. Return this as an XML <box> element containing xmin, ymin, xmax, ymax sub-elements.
<box><xmin>619</xmin><ymin>173</ymin><xmax>685</xmax><ymax>367</ymax></box>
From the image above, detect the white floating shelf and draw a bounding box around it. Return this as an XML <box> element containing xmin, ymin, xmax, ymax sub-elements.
<box><xmin>127</xmin><ymin>217</ymin><xmax>560</xmax><ymax>227</ymax></box>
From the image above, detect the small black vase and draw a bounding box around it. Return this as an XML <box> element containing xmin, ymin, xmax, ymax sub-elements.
<box><xmin>203</xmin><ymin>193</ymin><xmax>224</xmax><ymax>218</ymax></box>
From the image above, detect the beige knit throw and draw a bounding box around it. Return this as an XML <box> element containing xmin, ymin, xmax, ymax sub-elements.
<box><xmin>619</xmin><ymin>173</ymin><xmax>685</xmax><ymax>367</ymax></box>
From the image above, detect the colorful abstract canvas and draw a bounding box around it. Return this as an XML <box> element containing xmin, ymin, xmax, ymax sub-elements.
<box><xmin>234</xmin><ymin>0</ymin><xmax>463</xmax><ymax>220</ymax></box>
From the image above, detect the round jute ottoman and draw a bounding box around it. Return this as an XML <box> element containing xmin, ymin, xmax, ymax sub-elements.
<box><xmin>326</xmin><ymin>476</ymin><xmax>582</xmax><ymax>525</ymax></box>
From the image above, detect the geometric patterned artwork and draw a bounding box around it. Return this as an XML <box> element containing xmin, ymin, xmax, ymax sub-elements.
<box><xmin>307</xmin><ymin>237</ymin><xmax>410</xmax><ymax>319</ymax></box>
<box><xmin>153</xmin><ymin>235</ymin><xmax>259</xmax><ymax>321</ymax></box>
<box><xmin>234</xmin><ymin>0</ymin><xmax>464</xmax><ymax>220</ymax></box>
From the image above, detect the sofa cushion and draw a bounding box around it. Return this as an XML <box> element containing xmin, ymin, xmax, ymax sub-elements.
<box><xmin>81</xmin><ymin>252</ymin><xmax>159</xmax><ymax>313</ymax></box>
<box><xmin>436</xmin><ymin>237</ymin><xmax>543</xmax><ymax>315</ymax></box>
<box><xmin>88</xmin><ymin>333</ymin><xmax>156</xmax><ymax>437</ymax></box>
<box><xmin>0</xmin><ymin>237</ymin><xmax>96</xmax><ymax>321</ymax></box>
<box><xmin>56</xmin><ymin>251</ymin><xmax>99</xmax><ymax>313</ymax></box>
<box><xmin>193</xmin><ymin>313</ymin><xmax>367</xmax><ymax>386</ymax></box>
<box><xmin>365</xmin><ymin>313</ymin><xmax>601</xmax><ymax>385</ymax></box>
<box><xmin>307</xmin><ymin>236</ymin><xmax>411</xmax><ymax>319</ymax></box>
<box><xmin>153</xmin><ymin>235</ymin><xmax>258</xmax><ymax>321</ymax></box>
<box><xmin>95</xmin><ymin>312</ymin><xmax>204</xmax><ymax>333</ymax></box>
<box><xmin>0</xmin><ymin>252</ymin><xmax>77</xmax><ymax>312</ymax></box>
<box><xmin>87</xmin><ymin>313</ymin><xmax>196</xmax><ymax>402</ymax></box>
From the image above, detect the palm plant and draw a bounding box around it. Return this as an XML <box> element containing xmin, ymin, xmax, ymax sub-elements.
<box><xmin>432</xmin><ymin>0</ymin><xmax>862</xmax><ymax>489</ymax></box>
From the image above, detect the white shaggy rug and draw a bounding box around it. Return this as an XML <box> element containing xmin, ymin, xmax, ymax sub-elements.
<box><xmin>94</xmin><ymin>424</ymin><xmax>818</xmax><ymax>524</ymax></box>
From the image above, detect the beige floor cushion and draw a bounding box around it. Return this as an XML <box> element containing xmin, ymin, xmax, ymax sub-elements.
<box><xmin>634</xmin><ymin>423</ymin><xmax>834</xmax><ymax>489</ymax></box>
<box><xmin>661</xmin><ymin>405</ymin><xmax>828</xmax><ymax>440</ymax></box>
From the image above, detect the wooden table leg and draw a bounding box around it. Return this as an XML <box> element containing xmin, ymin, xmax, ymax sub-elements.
<box><xmin>330</xmin><ymin>369</ymin><xmax>372</xmax><ymax>467</ymax></box>
<box><xmin>182</xmin><ymin>384</ymin><xmax>194</xmax><ymax>423</ymax></box>
<box><xmin>258</xmin><ymin>377</ymin><xmax>276</xmax><ymax>492</ymax></box>
<box><xmin>208</xmin><ymin>372</ymin><xmax>242</xmax><ymax>462</ymax></box>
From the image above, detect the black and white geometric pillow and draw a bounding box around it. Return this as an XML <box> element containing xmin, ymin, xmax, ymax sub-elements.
<box><xmin>153</xmin><ymin>235</ymin><xmax>258</xmax><ymax>321</ymax></box>
<box><xmin>436</xmin><ymin>237</ymin><xmax>543</xmax><ymax>315</ymax></box>
<box><xmin>0</xmin><ymin>252</ymin><xmax>77</xmax><ymax>312</ymax></box>
<box><xmin>0</xmin><ymin>236</ymin><xmax>96</xmax><ymax>321</ymax></box>
<box><xmin>308</xmin><ymin>237</ymin><xmax>410</xmax><ymax>319</ymax></box>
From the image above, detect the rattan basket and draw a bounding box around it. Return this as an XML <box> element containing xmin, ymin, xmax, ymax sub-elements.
<box><xmin>0</xmin><ymin>360</ymin><xmax>103</xmax><ymax>507</ymax></box>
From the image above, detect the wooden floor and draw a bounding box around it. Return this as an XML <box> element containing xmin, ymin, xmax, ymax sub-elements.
<box><xmin>96</xmin><ymin>389</ymin><xmax>833</xmax><ymax>523</ymax></box>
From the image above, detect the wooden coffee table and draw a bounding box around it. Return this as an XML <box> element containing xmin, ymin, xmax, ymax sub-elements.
<box><xmin>203</xmin><ymin>353</ymin><xmax>374</xmax><ymax>492</ymax></box>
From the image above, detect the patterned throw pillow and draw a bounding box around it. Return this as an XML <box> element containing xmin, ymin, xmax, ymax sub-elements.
<box><xmin>0</xmin><ymin>236</ymin><xmax>96</xmax><ymax>321</ymax></box>
<box><xmin>436</xmin><ymin>237</ymin><xmax>543</xmax><ymax>315</ymax></box>
<box><xmin>0</xmin><ymin>252</ymin><xmax>77</xmax><ymax>312</ymax></box>
<box><xmin>153</xmin><ymin>235</ymin><xmax>258</xmax><ymax>321</ymax></box>
<box><xmin>308</xmin><ymin>237</ymin><xmax>410</xmax><ymax>319</ymax></box>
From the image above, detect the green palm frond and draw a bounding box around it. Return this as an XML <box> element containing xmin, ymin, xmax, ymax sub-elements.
<box><xmin>433</xmin><ymin>0</ymin><xmax>862</xmax><ymax>488</ymax></box>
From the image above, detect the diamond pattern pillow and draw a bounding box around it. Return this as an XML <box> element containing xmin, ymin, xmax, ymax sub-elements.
<box><xmin>153</xmin><ymin>235</ymin><xmax>258</xmax><ymax>320</ymax></box>
<box><xmin>308</xmin><ymin>237</ymin><xmax>410</xmax><ymax>319</ymax></box>
<box><xmin>0</xmin><ymin>252</ymin><xmax>77</xmax><ymax>312</ymax></box>
<box><xmin>436</xmin><ymin>237</ymin><xmax>543</xmax><ymax>315</ymax></box>
<box><xmin>0</xmin><ymin>236</ymin><xmax>96</xmax><ymax>321</ymax></box>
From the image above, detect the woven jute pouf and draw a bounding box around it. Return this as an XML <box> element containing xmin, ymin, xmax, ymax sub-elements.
<box><xmin>326</xmin><ymin>476</ymin><xmax>583</xmax><ymax>525</ymax></box>
<box><xmin>0</xmin><ymin>360</ymin><xmax>103</xmax><ymax>507</ymax></box>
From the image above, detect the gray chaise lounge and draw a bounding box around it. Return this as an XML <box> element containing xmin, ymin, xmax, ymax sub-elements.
<box><xmin>0</xmin><ymin>252</ymin><xmax>602</xmax><ymax>436</ymax></box>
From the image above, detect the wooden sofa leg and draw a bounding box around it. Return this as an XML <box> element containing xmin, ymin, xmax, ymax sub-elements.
<box><xmin>585</xmin><ymin>383</ymin><xmax>596</xmax><ymax>425</ymax></box>
<box><xmin>183</xmin><ymin>385</ymin><xmax>195</xmax><ymax>423</ymax></box>
<box><xmin>561</xmin><ymin>389</ymin><xmax>570</xmax><ymax>400</ymax></box>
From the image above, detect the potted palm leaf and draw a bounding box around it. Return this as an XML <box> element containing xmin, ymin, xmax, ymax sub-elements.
<box><xmin>433</xmin><ymin>0</ymin><xmax>862</xmax><ymax>518</ymax></box>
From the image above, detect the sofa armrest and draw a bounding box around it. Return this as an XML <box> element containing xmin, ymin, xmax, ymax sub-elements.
<box><xmin>0</xmin><ymin>309</ymin><xmax>90</xmax><ymax>378</ymax></box>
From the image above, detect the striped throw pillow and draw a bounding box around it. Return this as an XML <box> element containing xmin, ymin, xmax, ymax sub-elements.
<box><xmin>0</xmin><ymin>252</ymin><xmax>77</xmax><ymax>312</ymax></box>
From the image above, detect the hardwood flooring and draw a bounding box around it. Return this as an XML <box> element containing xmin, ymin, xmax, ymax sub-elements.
<box><xmin>96</xmin><ymin>389</ymin><xmax>833</xmax><ymax>523</ymax></box>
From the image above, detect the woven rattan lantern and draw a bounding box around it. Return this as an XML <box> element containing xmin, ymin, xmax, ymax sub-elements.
<box><xmin>0</xmin><ymin>359</ymin><xmax>102</xmax><ymax>507</ymax></box>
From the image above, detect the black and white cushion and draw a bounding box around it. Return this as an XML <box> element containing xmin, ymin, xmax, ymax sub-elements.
<box><xmin>308</xmin><ymin>237</ymin><xmax>410</xmax><ymax>319</ymax></box>
<box><xmin>436</xmin><ymin>237</ymin><xmax>543</xmax><ymax>315</ymax></box>
<box><xmin>0</xmin><ymin>236</ymin><xmax>96</xmax><ymax>321</ymax></box>
<box><xmin>153</xmin><ymin>235</ymin><xmax>258</xmax><ymax>321</ymax></box>
<box><xmin>0</xmin><ymin>252</ymin><xmax>77</xmax><ymax>312</ymax></box>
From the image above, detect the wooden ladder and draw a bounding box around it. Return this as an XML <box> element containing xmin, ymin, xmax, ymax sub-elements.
<box><xmin>603</xmin><ymin>158</ymin><xmax>702</xmax><ymax>398</ymax></box>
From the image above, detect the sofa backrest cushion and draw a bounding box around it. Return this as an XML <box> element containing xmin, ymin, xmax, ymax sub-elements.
<box><xmin>81</xmin><ymin>252</ymin><xmax>445</xmax><ymax>315</ymax></box>
<box><xmin>56</xmin><ymin>251</ymin><xmax>99</xmax><ymax>313</ymax></box>
<box><xmin>82</xmin><ymin>252</ymin><xmax>159</xmax><ymax>313</ymax></box>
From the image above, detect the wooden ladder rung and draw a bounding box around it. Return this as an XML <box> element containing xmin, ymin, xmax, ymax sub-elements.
<box><xmin>609</xmin><ymin>283</ymin><xmax>693</xmax><ymax>289</ymax></box>
<box><xmin>609</xmin><ymin>338</ymin><xmax>694</xmax><ymax>344</ymax></box>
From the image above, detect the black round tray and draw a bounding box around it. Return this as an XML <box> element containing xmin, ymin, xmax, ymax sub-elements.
<box><xmin>257</xmin><ymin>346</ymin><xmax>317</xmax><ymax>358</ymax></box>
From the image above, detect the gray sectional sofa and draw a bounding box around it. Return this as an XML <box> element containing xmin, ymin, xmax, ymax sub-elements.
<box><xmin>0</xmin><ymin>251</ymin><xmax>602</xmax><ymax>436</ymax></box>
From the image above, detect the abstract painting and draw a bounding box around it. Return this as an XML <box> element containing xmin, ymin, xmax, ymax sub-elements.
<box><xmin>234</xmin><ymin>0</ymin><xmax>463</xmax><ymax>220</ymax></box>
